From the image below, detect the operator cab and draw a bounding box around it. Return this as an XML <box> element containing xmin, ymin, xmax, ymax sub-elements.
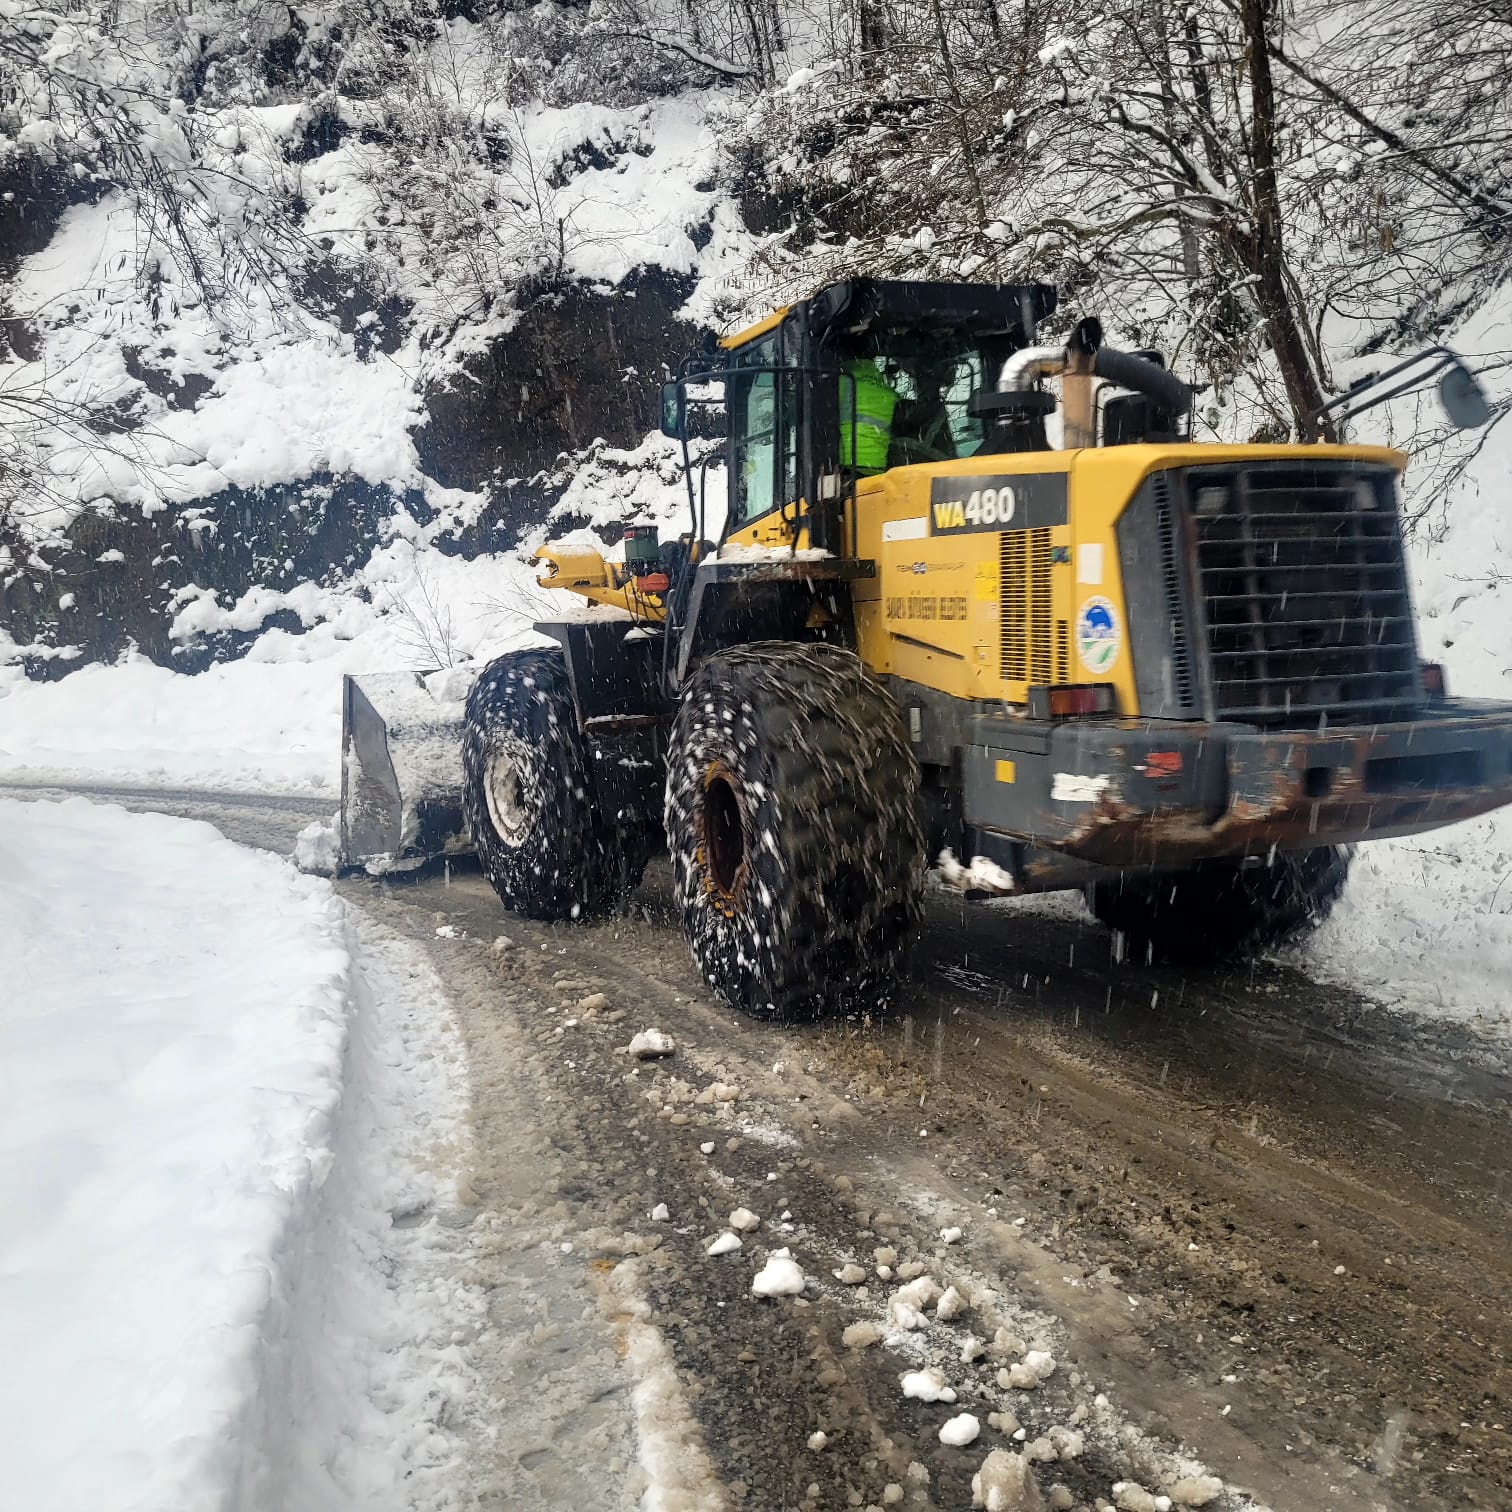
<box><xmin>661</xmin><ymin>279</ymin><xmax>1195</xmax><ymax>554</ymax></box>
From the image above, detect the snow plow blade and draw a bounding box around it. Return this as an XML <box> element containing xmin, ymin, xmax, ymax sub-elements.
<box><xmin>339</xmin><ymin>670</ymin><xmax>475</xmax><ymax>873</ymax></box>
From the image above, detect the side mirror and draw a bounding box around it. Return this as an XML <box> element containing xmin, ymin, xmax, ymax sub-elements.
<box><xmin>1439</xmin><ymin>359</ymin><xmax>1493</xmax><ymax>430</ymax></box>
<box><xmin>660</xmin><ymin>380</ymin><xmax>686</xmax><ymax>439</ymax></box>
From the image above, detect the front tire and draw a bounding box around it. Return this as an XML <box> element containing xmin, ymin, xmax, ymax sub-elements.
<box><xmin>463</xmin><ymin>648</ymin><xmax>615</xmax><ymax>920</ymax></box>
<box><xmin>1085</xmin><ymin>845</ymin><xmax>1352</xmax><ymax>965</ymax></box>
<box><xmin>665</xmin><ymin>644</ymin><xmax>925</xmax><ymax>1021</ymax></box>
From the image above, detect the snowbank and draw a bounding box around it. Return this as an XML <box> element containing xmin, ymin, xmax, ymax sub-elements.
<box><xmin>0</xmin><ymin>542</ymin><xmax>563</xmax><ymax>793</ymax></box>
<box><xmin>0</xmin><ymin>797</ymin><xmax>351</xmax><ymax>1511</ymax></box>
<box><xmin>0</xmin><ymin>654</ymin><xmax>345</xmax><ymax>792</ymax></box>
<box><xmin>1294</xmin><ymin>291</ymin><xmax>1512</xmax><ymax>1041</ymax></box>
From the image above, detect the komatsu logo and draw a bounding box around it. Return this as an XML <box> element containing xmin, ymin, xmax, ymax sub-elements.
<box><xmin>929</xmin><ymin>473</ymin><xmax>1069</xmax><ymax>535</ymax></box>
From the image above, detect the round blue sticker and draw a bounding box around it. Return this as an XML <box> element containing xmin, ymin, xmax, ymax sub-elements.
<box><xmin>1076</xmin><ymin>595</ymin><xmax>1120</xmax><ymax>674</ymax></box>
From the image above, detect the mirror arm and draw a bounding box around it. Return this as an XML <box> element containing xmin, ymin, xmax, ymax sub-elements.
<box><xmin>1308</xmin><ymin>346</ymin><xmax>1460</xmax><ymax>432</ymax></box>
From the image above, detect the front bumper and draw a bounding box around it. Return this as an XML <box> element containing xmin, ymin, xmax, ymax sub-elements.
<box><xmin>963</xmin><ymin>698</ymin><xmax>1512</xmax><ymax>867</ymax></box>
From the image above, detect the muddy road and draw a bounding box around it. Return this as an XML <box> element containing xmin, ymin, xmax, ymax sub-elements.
<box><xmin>10</xmin><ymin>782</ymin><xmax>1509</xmax><ymax>1511</ymax></box>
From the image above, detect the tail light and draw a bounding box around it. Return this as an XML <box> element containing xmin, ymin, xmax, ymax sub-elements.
<box><xmin>1028</xmin><ymin>683</ymin><xmax>1118</xmax><ymax>719</ymax></box>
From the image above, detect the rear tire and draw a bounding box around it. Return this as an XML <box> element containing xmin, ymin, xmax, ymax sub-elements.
<box><xmin>463</xmin><ymin>648</ymin><xmax>615</xmax><ymax>921</ymax></box>
<box><xmin>1085</xmin><ymin>846</ymin><xmax>1352</xmax><ymax>965</ymax></box>
<box><xmin>665</xmin><ymin>643</ymin><xmax>925</xmax><ymax>1021</ymax></box>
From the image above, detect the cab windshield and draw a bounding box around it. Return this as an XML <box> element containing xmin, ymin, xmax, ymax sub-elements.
<box><xmin>838</xmin><ymin>331</ymin><xmax>991</xmax><ymax>466</ymax></box>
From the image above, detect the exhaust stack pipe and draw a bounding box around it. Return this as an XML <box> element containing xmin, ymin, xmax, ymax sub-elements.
<box><xmin>996</xmin><ymin>320</ymin><xmax>1194</xmax><ymax>446</ymax></box>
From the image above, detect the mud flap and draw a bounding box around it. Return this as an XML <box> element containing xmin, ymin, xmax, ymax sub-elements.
<box><xmin>339</xmin><ymin>669</ymin><xmax>475</xmax><ymax>872</ymax></box>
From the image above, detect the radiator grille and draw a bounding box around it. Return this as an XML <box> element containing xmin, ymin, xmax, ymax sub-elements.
<box><xmin>1152</xmin><ymin>471</ymin><xmax>1198</xmax><ymax>710</ymax></box>
<box><xmin>1186</xmin><ymin>463</ymin><xmax>1420</xmax><ymax>726</ymax></box>
<box><xmin>1001</xmin><ymin>528</ymin><xmax>1055</xmax><ymax>685</ymax></box>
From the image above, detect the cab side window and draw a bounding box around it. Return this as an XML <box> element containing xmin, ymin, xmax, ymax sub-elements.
<box><xmin>730</xmin><ymin>331</ymin><xmax>798</xmax><ymax>527</ymax></box>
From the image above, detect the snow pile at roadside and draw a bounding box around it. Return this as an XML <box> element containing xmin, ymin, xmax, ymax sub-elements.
<box><xmin>0</xmin><ymin>653</ymin><xmax>347</xmax><ymax>793</ymax></box>
<box><xmin>0</xmin><ymin>796</ymin><xmax>481</xmax><ymax>1511</ymax></box>
<box><xmin>0</xmin><ymin>541</ymin><xmax>562</xmax><ymax>793</ymax></box>
<box><xmin>1296</xmin><ymin>293</ymin><xmax>1512</xmax><ymax>1040</ymax></box>
<box><xmin>0</xmin><ymin>797</ymin><xmax>351</xmax><ymax>1509</ymax></box>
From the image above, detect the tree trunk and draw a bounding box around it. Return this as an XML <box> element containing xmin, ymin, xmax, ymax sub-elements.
<box><xmin>1239</xmin><ymin>0</ymin><xmax>1333</xmax><ymax>440</ymax></box>
<box><xmin>1152</xmin><ymin>8</ymin><xmax>1201</xmax><ymax>288</ymax></box>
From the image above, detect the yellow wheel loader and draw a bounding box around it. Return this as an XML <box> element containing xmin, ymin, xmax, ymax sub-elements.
<box><xmin>341</xmin><ymin>278</ymin><xmax>1512</xmax><ymax>1020</ymax></box>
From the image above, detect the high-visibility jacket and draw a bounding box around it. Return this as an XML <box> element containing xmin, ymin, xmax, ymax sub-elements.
<box><xmin>841</xmin><ymin>358</ymin><xmax>897</xmax><ymax>473</ymax></box>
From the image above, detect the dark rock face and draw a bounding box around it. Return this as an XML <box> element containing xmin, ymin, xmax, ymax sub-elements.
<box><xmin>4</xmin><ymin>478</ymin><xmax>420</xmax><ymax>676</ymax></box>
<box><xmin>415</xmin><ymin>267</ymin><xmax>699</xmax><ymax>493</ymax></box>
<box><xmin>0</xmin><ymin>154</ymin><xmax>93</xmax><ymax>270</ymax></box>
<box><xmin>6</xmin><ymin>271</ymin><xmax>709</xmax><ymax>673</ymax></box>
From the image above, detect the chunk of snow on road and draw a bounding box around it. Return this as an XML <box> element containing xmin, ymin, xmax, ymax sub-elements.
<box><xmin>1007</xmin><ymin>1350</ymin><xmax>1058</xmax><ymax>1389</ymax></box>
<box><xmin>706</xmin><ymin>1232</ymin><xmax>742</xmax><ymax>1256</ymax></box>
<box><xmin>293</xmin><ymin>814</ymin><xmax>341</xmax><ymax>875</ymax></box>
<box><xmin>935</xmin><ymin>847</ymin><xmax>1020</xmax><ymax>894</ymax></box>
<box><xmin>1167</xmin><ymin>1473</ymin><xmax>1223</xmax><ymax>1505</ymax></box>
<box><xmin>1047</xmin><ymin>1427</ymin><xmax>1084</xmax><ymax>1460</ymax></box>
<box><xmin>972</xmin><ymin>1449</ymin><xmax>1042</xmax><ymax>1511</ymax></box>
<box><xmin>889</xmin><ymin>1298</ymin><xmax>928</xmax><ymax>1330</ymax></box>
<box><xmin>940</xmin><ymin>1225</ymin><xmax>964</xmax><ymax>1244</ymax></box>
<box><xmin>940</xmin><ymin>1413</ymin><xmax>981</xmax><ymax>1446</ymax></box>
<box><xmin>937</xmin><ymin>1284</ymin><xmax>969</xmax><ymax>1320</ymax></box>
<box><xmin>651</xmin><ymin>1203</ymin><xmax>670</xmax><ymax>1222</ymax></box>
<box><xmin>842</xmin><ymin>1321</ymin><xmax>883</xmax><ymax>1348</ymax></box>
<box><xmin>628</xmin><ymin>1028</ymin><xmax>676</xmax><ymax>1058</ymax></box>
<box><xmin>729</xmin><ymin>1206</ymin><xmax>760</xmax><ymax>1232</ymax></box>
<box><xmin>699</xmin><ymin>1141</ymin><xmax>716</xmax><ymax>1155</ymax></box>
<box><xmin>901</xmin><ymin>1368</ymin><xmax>955</xmax><ymax>1403</ymax></box>
<box><xmin>992</xmin><ymin>1326</ymin><xmax>1027</xmax><ymax>1359</ymax></box>
<box><xmin>807</xmin><ymin>1431</ymin><xmax>828</xmax><ymax>1450</ymax></box>
<box><xmin>752</xmin><ymin>1254</ymin><xmax>806</xmax><ymax>1297</ymax></box>
<box><xmin>1113</xmin><ymin>1483</ymin><xmax>1172</xmax><ymax>1512</ymax></box>
<box><xmin>895</xmin><ymin>1275</ymin><xmax>943</xmax><ymax>1310</ymax></box>
<box><xmin>833</xmin><ymin>1263</ymin><xmax>867</xmax><ymax>1284</ymax></box>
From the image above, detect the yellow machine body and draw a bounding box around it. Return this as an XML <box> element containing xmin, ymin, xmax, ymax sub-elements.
<box><xmin>702</xmin><ymin>442</ymin><xmax>1406</xmax><ymax>717</ymax></box>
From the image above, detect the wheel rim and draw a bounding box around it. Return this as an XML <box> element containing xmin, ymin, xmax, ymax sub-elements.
<box><xmin>484</xmin><ymin>745</ymin><xmax>530</xmax><ymax>846</ymax></box>
<box><xmin>702</xmin><ymin>765</ymin><xmax>746</xmax><ymax>899</ymax></box>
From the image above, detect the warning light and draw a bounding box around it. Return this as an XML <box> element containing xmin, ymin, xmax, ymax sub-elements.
<box><xmin>1029</xmin><ymin>684</ymin><xmax>1117</xmax><ymax>719</ymax></box>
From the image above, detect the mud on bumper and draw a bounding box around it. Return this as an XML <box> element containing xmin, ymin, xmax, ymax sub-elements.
<box><xmin>963</xmin><ymin>698</ymin><xmax>1512</xmax><ymax>867</ymax></box>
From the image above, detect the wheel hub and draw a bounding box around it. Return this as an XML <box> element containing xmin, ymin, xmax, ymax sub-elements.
<box><xmin>702</xmin><ymin>765</ymin><xmax>746</xmax><ymax>900</ymax></box>
<box><xmin>483</xmin><ymin>744</ymin><xmax>530</xmax><ymax>846</ymax></box>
